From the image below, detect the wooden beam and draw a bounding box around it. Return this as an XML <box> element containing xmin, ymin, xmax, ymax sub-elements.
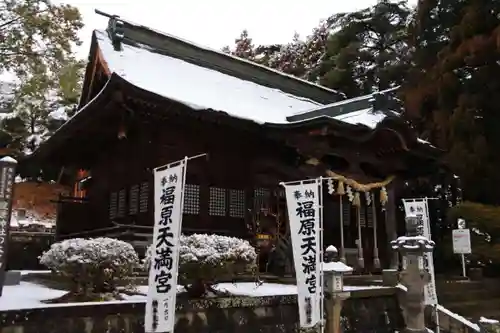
<box><xmin>251</xmin><ymin>157</ymin><xmax>305</xmax><ymax>181</ymax></box>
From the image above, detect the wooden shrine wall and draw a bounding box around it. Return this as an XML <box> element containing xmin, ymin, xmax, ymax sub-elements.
<box><xmin>81</xmin><ymin>108</ymin><xmax>298</xmax><ymax>239</ymax></box>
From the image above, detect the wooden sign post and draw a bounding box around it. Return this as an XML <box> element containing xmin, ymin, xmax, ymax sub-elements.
<box><xmin>0</xmin><ymin>156</ymin><xmax>17</xmax><ymax>297</ymax></box>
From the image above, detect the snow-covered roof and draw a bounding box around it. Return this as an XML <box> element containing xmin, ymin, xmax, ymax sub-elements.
<box><xmin>287</xmin><ymin>87</ymin><xmax>404</xmax><ymax>129</ymax></box>
<box><xmin>95</xmin><ymin>30</ymin><xmax>324</xmax><ymax>124</ymax></box>
<box><xmin>333</xmin><ymin>108</ymin><xmax>399</xmax><ymax>128</ymax></box>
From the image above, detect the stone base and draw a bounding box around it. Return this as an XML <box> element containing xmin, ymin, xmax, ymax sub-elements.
<box><xmin>403</xmin><ymin>328</ymin><xmax>428</xmax><ymax>333</ymax></box>
<box><xmin>4</xmin><ymin>271</ymin><xmax>21</xmax><ymax>286</ymax></box>
<box><xmin>469</xmin><ymin>267</ymin><xmax>483</xmax><ymax>281</ymax></box>
<box><xmin>382</xmin><ymin>269</ymin><xmax>399</xmax><ymax>287</ymax></box>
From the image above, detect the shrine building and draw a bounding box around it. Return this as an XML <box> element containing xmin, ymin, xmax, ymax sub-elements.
<box><xmin>28</xmin><ymin>12</ymin><xmax>443</xmax><ymax>275</ymax></box>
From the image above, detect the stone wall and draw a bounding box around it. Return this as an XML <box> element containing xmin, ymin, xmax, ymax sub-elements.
<box><xmin>0</xmin><ymin>288</ymin><xmax>404</xmax><ymax>333</ymax></box>
<box><xmin>6</xmin><ymin>233</ymin><xmax>54</xmax><ymax>270</ymax></box>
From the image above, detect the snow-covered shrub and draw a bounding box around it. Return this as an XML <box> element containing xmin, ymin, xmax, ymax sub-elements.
<box><xmin>40</xmin><ymin>237</ymin><xmax>139</xmax><ymax>297</ymax></box>
<box><xmin>145</xmin><ymin>234</ymin><xmax>257</xmax><ymax>297</ymax></box>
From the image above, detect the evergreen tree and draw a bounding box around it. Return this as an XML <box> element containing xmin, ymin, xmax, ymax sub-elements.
<box><xmin>223</xmin><ymin>1</ymin><xmax>412</xmax><ymax>98</ymax></box>
<box><xmin>0</xmin><ymin>0</ymin><xmax>83</xmax><ymax>76</ymax></box>
<box><xmin>404</xmin><ymin>0</ymin><xmax>500</xmax><ymax>204</ymax></box>
<box><xmin>0</xmin><ymin>1</ymin><xmax>83</xmax><ymax>156</ymax></box>
<box><xmin>265</xmin><ymin>33</ymin><xmax>307</xmax><ymax>77</ymax></box>
<box><xmin>7</xmin><ymin>57</ymin><xmax>84</xmax><ymax>154</ymax></box>
<box><xmin>223</xmin><ymin>24</ymin><xmax>331</xmax><ymax>80</ymax></box>
<box><xmin>223</xmin><ymin>30</ymin><xmax>256</xmax><ymax>60</ymax></box>
<box><xmin>314</xmin><ymin>0</ymin><xmax>412</xmax><ymax>97</ymax></box>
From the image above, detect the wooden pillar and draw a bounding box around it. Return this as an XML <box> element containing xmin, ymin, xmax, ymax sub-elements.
<box><xmin>385</xmin><ymin>183</ymin><xmax>399</xmax><ymax>269</ymax></box>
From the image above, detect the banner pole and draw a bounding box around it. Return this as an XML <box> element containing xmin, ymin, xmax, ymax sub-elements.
<box><xmin>318</xmin><ymin>177</ymin><xmax>325</xmax><ymax>333</ymax></box>
<box><xmin>461</xmin><ymin>254</ymin><xmax>466</xmax><ymax>277</ymax></box>
<box><xmin>153</xmin><ymin>153</ymin><xmax>208</xmax><ymax>172</ymax></box>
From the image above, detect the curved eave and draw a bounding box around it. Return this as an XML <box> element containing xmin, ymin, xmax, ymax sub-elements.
<box><xmin>263</xmin><ymin>114</ymin><xmax>444</xmax><ymax>160</ymax></box>
<box><xmin>29</xmin><ymin>74</ymin><xmax>121</xmax><ymax>163</ymax></box>
<box><xmin>108</xmin><ymin>73</ymin><xmax>266</xmax><ymax>132</ymax></box>
<box><xmin>29</xmin><ymin>68</ymin><xmax>443</xmax><ymax>169</ymax></box>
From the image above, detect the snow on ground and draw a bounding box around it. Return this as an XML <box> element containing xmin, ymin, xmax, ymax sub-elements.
<box><xmin>1</xmin><ymin>282</ymin><xmax>67</xmax><ymax>310</ymax></box>
<box><xmin>0</xmin><ymin>282</ymin><xmax>145</xmax><ymax>311</ymax></box>
<box><xmin>0</xmin><ymin>275</ymin><xmax>390</xmax><ymax>311</ymax></box>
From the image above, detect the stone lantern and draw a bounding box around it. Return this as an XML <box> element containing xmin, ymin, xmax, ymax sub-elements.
<box><xmin>323</xmin><ymin>245</ymin><xmax>353</xmax><ymax>333</ymax></box>
<box><xmin>390</xmin><ymin>215</ymin><xmax>435</xmax><ymax>333</ymax></box>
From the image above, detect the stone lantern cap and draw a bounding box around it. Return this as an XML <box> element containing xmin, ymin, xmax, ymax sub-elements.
<box><xmin>325</xmin><ymin>245</ymin><xmax>338</xmax><ymax>253</ymax></box>
<box><xmin>321</xmin><ymin>261</ymin><xmax>353</xmax><ymax>273</ymax></box>
<box><xmin>391</xmin><ymin>235</ymin><xmax>435</xmax><ymax>253</ymax></box>
<box><xmin>0</xmin><ymin>156</ymin><xmax>17</xmax><ymax>164</ymax></box>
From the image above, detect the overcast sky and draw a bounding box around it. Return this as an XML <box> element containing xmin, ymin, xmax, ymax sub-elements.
<box><xmin>60</xmin><ymin>0</ymin><xmax>400</xmax><ymax>59</ymax></box>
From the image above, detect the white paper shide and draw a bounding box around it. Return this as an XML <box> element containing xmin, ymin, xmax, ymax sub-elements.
<box><xmin>145</xmin><ymin>161</ymin><xmax>187</xmax><ymax>333</ymax></box>
<box><xmin>402</xmin><ymin>199</ymin><xmax>438</xmax><ymax>305</ymax></box>
<box><xmin>284</xmin><ymin>180</ymin><xmax>321</xmax><ymax>328</ymax></box>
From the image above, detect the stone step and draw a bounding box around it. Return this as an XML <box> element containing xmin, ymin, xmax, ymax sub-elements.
<box><xmin>436</xmin><ymin>281</ymin><xmax>491</xmax><ymax>293</ymax></box>
<box><xmin>466</xmin><ymin>308</ymin><xmax>500</xmax><ymax>322</ymax></box>
<box><xmin>445</xmin><ymin>297</ymin><xmax>500</xmax><ymax>319</ymax></box>
<box><xmin>438</xmin><ymin>288</ymin><xmax>500</xmax><ymax>303</ymax></box>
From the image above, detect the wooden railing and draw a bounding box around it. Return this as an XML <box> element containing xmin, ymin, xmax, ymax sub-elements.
<box><xmin>426</xmin><ymin>304</ymin><xmax>480</xmax><ymax>333</ymax></box>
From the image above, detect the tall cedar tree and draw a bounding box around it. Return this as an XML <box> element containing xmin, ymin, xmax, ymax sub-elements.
<box><xmin>315</xmin><ymin>0</ymin><xmax>411</xmax><ymax>98</ymax></box>
<box><xmin>223</xmin><ymin>23</ymin><xmax>332</xmax><ymax>82</ymax></box>
<box><xmin>224</xmin><ymin>1</ymin><xmax>411</xmax><ymax>98</ymax></box>
<box><xmin>404</xmin><ymin>0</ymin><xmax>500</xmax><ymax>204</ymax></box>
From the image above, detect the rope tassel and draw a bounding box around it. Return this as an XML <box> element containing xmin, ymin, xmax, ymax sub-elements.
<box><xmin>380</xmin><ymin>186</ymin><xmax>388</xmax><ymax>206</ymax></box>
<box><xmin>337</xmin><ymin>181</ymin><xmax>345</xmax><ymax>195</ymax></box>
<box><xmin>353</xmin><ymin>192</ymin><xmax>361</xmax><ymax>207</ymax></box>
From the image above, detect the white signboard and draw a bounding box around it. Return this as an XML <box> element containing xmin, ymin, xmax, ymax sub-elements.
<box><xmin>0</xmin><ymin>215</ymin><xmax>6</xmax><ymax>269</ymax></box>
<box><xmin>145</xmin><ymin>160</ymin><xmax>187</xmax><ymax>333</ymax></box>
<box><xmin>402</xmin><ymin>199</ymin><xmax>438</xmax><ymax>305</ymax></box>
<box><xmin>283</xmin><ymin>180</ymin><xmax>321</xmax><ymax>328</ymax></box>
<box><xmin>452</xmin><ymin>229</ymin><xmax>472</xmax><ymax>254</ymax></box>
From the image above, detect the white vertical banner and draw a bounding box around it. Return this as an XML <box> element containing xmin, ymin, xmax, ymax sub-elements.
<box><xmin>283</xmin><ymin>179</ymin><xmax>322</xmax><ymax>328</ymax></box>
<box><xmin>145</xmin><ymin>158</ymin><xmax>187</xmax><ymax>333</ymax></box>
<box><xmin>402</xmin><ymin>198</ymin><xmax>438</xmax><ymax>305</ymax></box>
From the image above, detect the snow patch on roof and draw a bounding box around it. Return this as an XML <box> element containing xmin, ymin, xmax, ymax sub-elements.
<box><xmin>95</xmin><ymin>30</ymin><xmax>323</xmax><ymax>124</ymax></box>
<box><xmin>292</xmin><ymin>93</ymin><xmax>371</xmax><ymax>118</ymax></box>
<box><xmin>10</xmin><ymin>208</ymin><xmax>55</xmax><ymax>229</ymax></box>
<box><xmin>48</xmin><ymin>107</ymin><xmax>69</xmax><ymax>121</ymax></box>
<box><xmin>332</xmin><ymin>109</ymin><xmax>435</xmax><ymax>147</ymax></box>
<box><xmin>333</xmin><ymin>108</ymin><xmax>399</xmax><ymax>128</ymax></box>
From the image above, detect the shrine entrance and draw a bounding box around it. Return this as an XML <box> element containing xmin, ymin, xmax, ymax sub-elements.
<box><xmin>249</xmin><ymin>168</ymin><xmax>396</xmax><ymax>275</ymax></box>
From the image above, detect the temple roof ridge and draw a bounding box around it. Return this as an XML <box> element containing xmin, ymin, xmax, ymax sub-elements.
<box><xmin>94</xmin><ymin>9</ymin><xmax>345</xmax><ymax>105</ymax></box>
